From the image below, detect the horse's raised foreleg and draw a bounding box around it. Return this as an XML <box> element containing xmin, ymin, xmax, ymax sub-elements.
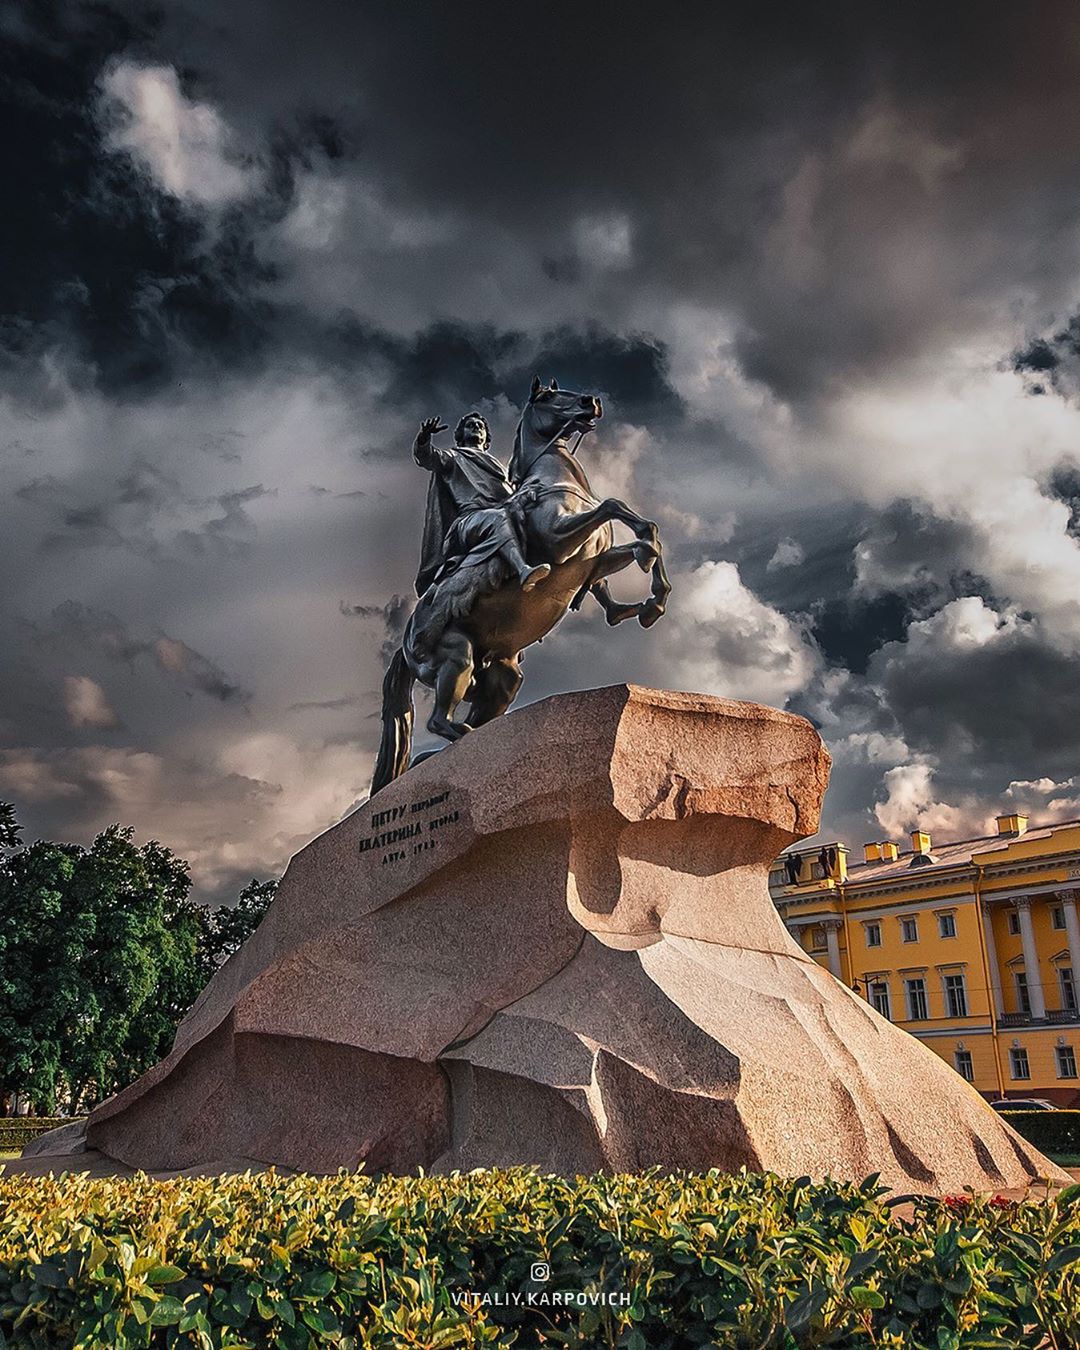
<box><xmin>572</xmin><ymin>541</ymin><xmax>672</xmax><ymax>629</ymax></box>
<box><xmin>427</xmin><ymin>627</ymin><xmax>475</xmax><ymax>742</ymax></box>
<box><xmin>538</xmin><ymin>498</ymin><xmax>658</xmax><ymax>566</ymax></box>
<box><xmin>638</xmin><ymin>551</ymin><xmax>672</xmax><ymax>629</ymax></box>
<box><xmin>569</xmin><ymin>541</ymin><xmax>650</xmax><ymax>615</ymax></box>
<box><xmin>586</xmin><ymin>579</ymin><xmax>648</xmax><ymax>626</ymax></box>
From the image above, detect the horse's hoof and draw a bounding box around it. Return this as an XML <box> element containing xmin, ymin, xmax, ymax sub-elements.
<box><xmin>638</xmin><ymin>602</ymin><xmax>664</xmax><ymax>628</ymax></box>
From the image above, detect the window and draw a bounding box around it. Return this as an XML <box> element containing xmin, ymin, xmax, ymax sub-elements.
<box><xmin>944</xmin><ymin>973</ymin><xmax>968</xmax><ymax>1018</ymax></box>
<box><xmin>954</xmin><ymin>1048</ymin><xmax>974</xmax><ymax>1082</ymax></box>
<box><xmin>937</xmin><ymin>912</ymin><xmax>957</xmax><ymax>939</ymax></box>
<box><xmin>1057</xmin><ymin>1045</ymin><xmax>1078</xmax><ymax>1079</ymax></box>
<box><xmin>865</xmin><ymin>922</ymin><xmax>881</xmax><ymax>948</ymax></box>
<box><xmin>1052</xmin><ymin>905</ymin><xmax>1067</xmax><ymax>931</ymax></box>
<box><xmin>900</xmin><ymin>917</ymin><xmax>919</xmax><ymax>943</ymax></box>
<box><xmin>1015</xmin><ymin>971</ymin><xmax>1031</xmax><ymax>1015</ymax></box>
<box><xmin>1060</xmin><ymin>967</ymin><xmax>1078</xmax><ymax>1013</ymax></box>
<box><xmin>1007</xmin><ymin>910</ymin><xmax>1021</xmax><ymax>936</ymax></box>
<box><xmin>869</xmin><ymin>981</ymin><xmax>891</xmax><ymax>1020</ymax></box>
<box><xmin>905</xmin><ymin>977</ymin><xmax>929</xmax><ymax>1020</ymax></box>
<box><xmin>1010</xmin><ymin>1047</ymin><xmax>1031</xmax><ymax>1080</ymax></box>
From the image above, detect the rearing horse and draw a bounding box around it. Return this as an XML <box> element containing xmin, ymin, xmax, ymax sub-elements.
<box><xmin>371</xmin><ymin>378</ymin><xmax>671</xmax><ymax>793</ymax></box>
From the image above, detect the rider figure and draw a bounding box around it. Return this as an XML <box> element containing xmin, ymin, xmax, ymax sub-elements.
<box><xmin>412</xmin><ymin>412</ymin><xmax>550</xmax><ymax>596</ymax></box>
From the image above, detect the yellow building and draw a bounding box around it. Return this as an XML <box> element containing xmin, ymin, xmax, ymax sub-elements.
<box><xmin>770</xmin><ymin>814</ymin><xmax>1080</xmax><ymax>1104</ymax></box>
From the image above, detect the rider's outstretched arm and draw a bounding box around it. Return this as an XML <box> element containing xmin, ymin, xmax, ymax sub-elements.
<box><xmin>414</xmin><ymin>417</ymin><xmax>451</xmax><ymax>471</ymax></box>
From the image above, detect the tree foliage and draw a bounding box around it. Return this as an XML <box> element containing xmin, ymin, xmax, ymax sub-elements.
<box><xmin>0</xmin><ymin>802</ymin><xmax>20</xmax><ymax>851</ymax></box>
<box><xmin>0</xmin><ymin>803</ymin><xmax>275</xmax><ymax>1115</ymax></box>
<box><xmin>202</xmin><ymin>878</ymin><xmax>277</xmax><ymax>970</ymax></box>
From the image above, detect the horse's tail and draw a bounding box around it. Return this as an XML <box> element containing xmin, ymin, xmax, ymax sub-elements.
<box><xmin>371</xmin><ymin>645</ymin><xmax>415</xmax><ymax>795</ymax></box>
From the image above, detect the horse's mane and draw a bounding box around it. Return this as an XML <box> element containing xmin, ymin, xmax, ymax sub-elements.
<box><xmin>509</xmin><ymin>404</ymin><xmax>591</xmax><ymax>489</ymax></box>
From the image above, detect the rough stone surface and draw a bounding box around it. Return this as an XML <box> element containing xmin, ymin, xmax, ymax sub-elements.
<box><xmin>25</xmin><ymin>685</ymin><xmax>1066</xmax><ymax>1189</ymax></box>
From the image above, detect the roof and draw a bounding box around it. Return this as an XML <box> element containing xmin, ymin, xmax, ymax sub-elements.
<box><xmin>845</xmin><ymin>817</ymin><xmax>1080</xmax><ymax>884</ymax></box>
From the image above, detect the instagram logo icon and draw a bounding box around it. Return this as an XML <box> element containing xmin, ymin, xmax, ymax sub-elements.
<box><xmin>530</xmin><ymin>1261</ymin><xmax>550</xmax><ymax>1282</ymax></box>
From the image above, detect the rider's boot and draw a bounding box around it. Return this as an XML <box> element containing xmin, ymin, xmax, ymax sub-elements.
<box><xmin>504</xmin><ymin>539</ymin><xmax>551</xmax><ymax>591</ymax></box>
<box><xmin>518</xmin><ymin>563</ymin><xmax>552</xmax><ymax>591</ymax></box>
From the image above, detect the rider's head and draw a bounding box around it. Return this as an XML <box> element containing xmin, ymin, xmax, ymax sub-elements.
<box><xmin>455</xmin><ymin>412</ymin><xmax>491</xmax><ymax>450</ymax></box>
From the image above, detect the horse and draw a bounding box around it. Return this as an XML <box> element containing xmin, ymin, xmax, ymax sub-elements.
<box><xmin>371</xmin><ymin>377</ymin><xmax>671</xmax><ymax>793</ymax></box>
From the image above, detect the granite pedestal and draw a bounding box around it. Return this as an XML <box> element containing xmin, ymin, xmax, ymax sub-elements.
<box><xmin>26</xmin><ymin>685</ymin><xmax>1064</xmax><ymax>1189</ymax></box>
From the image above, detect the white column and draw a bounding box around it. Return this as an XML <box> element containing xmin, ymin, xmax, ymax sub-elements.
<box><xmin>822</xmin><ymin>918</ymin><xmax>843</xmax><ymax>979</ymax></box>
<box><xmin>980</xmin><ymin>902</ymin><xmax>1005</xmax><ymax>1018</ymax></box>
<box><xmin>1016</xmin><ymin>898</ymin><xmax>1046</xmax><ymax>1020</ymax></box>
<box><xmin>1057</xmin><ymin>891</ymin><xmax>1080</xmax><ymax>993</ymax></box>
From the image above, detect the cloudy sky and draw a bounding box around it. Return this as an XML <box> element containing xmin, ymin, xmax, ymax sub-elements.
<box><xmin>6</xmin><ymin>1</ymin><xmax>1080</xmax><ymax>899</ymax></box>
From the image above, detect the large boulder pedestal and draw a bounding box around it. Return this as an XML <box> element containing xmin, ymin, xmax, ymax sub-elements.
<box><xmin>31</xmin><ymin>685</ymin><xmax>1063</xmax><ymax>1188</ymax></box>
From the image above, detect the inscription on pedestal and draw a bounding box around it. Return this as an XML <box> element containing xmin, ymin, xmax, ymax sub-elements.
<box><xmin>359</xmin><ymin>789</ymin><xmax>461</xmax><ymax>865</ymax></box>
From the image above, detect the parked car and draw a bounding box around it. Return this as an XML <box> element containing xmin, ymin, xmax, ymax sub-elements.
<box><xmin>989</xmin><ymin>1097</ymin><xmax>1058</xmax><ymax>1111</ymax></box>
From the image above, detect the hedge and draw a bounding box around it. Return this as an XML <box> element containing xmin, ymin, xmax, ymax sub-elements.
<box><xmin>1000</xmin><ymin>1110</ymin><xmax>1080</xmax><ymax>1157</ymax></box>
<box><xmin>0</xmin><ymin>1168</ymin><xmax>1078</xmax><ymax>1348</ymax></box>
<box><xmin>0</xmin><ymin>1118</ymin><xmax>68</xmax><ymax>1153</ymax></box>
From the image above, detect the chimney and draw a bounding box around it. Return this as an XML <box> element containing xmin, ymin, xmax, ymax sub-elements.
<box><xmin>910</xmin><ymin>830</ymin><xmax>932</xmax><ymax>856</ymax></box>
<box><xmin>864</xmin><ymin>842</ymin><xmax>882</xmax><ymax>863</ymax></box>
<box><xmin>996</xmin><ymin>812</ymin><xmax>1028</xmax><ymax>836</ymax></box>
<box><xmin>879</xmin><ymin>841</ymin><xmax>899</xmax><ymax>861</ymax></box>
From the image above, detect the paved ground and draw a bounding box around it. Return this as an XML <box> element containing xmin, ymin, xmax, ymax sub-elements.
<box><xmin>2</xmin><ymin>1149</ymin><xmax>274</xmax><ymax>1179</ymax></box>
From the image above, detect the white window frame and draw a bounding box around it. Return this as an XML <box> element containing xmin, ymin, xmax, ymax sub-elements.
<box><xmin>900</xmin><ymin>916</ymin><xmax>919</xmax><ymax>944</ymax></box>
<box><xmin>1009</xmin><ymin>1047</ymin><xmax>1031</xmax><ymax>1081</ymax></box>
<box><xmin>1057</xmin><ymin>1045</ymin><xmax>1078</xmax><ymax>1079</ymax></box>
<box><xmin>943</xmin><ymin>972</ymin><xmax>968</xmax><ymax>1018</ymax></box>
<box><xmin>869</xmin><ymin>980</ymin><xmax>891</xmax><ymax>1020</ymax></box>
<box><xmin>905</xmin><ymin>977</ymin><xmax>929</xmax><ymax>1021</ymax></box>
<box><xmin>1015</xmin><ymin>970</ymin><xmax>1031</xmax><ymax>1015</ymax></box>
<box><xmin>1007</xmin><ymin>910</ymin><xmax>1021</xmax><ymax>936</ymax></box>
<box><xmin>1052</xmin><ymin>905</ymin><xmax>1067</xmax><ymax>931</ymax></box>
<box><xmin>864</xmin><ymin>921</ymin><xmax>882</xmax><ymax>948</ymax></box>
<box><xmin>954</xmin><ymin>1048</ymin><xmax>974</xmax><ymax>1082</ymax></box>
<box><xmin>937</xmin><ymin>911</ymin><xmax>957</xmax><ymax>939</ymax></box>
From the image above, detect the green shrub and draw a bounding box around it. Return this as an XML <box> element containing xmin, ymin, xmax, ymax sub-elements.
<box><xmin>1001</xmin><ymin>1109</ymin><xmax>1080</xmax><ymax>1157</ymax></box>
<box><xmin>0</xmin><ymin>1167</ymin><xmax>1077</xmax><ymax>1348</ymax></box>
<box><xmin>0</xmin><ymin>1118</ymin><xmax>69</xmax><ymax>1153</ymax></box>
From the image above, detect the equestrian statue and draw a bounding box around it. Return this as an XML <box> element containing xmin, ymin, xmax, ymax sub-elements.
<box><xmin>371</xmin><ymin>377</ymin><xmax>670</xmax><ymax>793</ymax></box>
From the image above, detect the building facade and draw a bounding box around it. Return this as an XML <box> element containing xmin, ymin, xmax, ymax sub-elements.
<box><xmin>770</xmin><ymin>814</ymin><xmax>1080</xmax><ymax>1104</ymax></box>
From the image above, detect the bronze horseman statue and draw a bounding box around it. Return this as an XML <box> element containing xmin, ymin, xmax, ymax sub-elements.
<box><xmin>371</xmin><ymin>378</ymin><xmax>671</xmax><ymax>793</ymax></box>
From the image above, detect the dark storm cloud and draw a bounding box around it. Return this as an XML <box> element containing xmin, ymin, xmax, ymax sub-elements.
<box><xmin>1013</xmin><ymin>318</ymin><xmax>1080</xmax><ymax>400</ymax></box>
<box><xmin>870</xmin><ymin>617</ymin><xmax>1080</xmax><ymax>778</ymax></box>
<box><xmin>8</xmin><ymin>0</ymin><xmax>1080</xmax><ymax>885</ymax></box>
<box><xmin>810</xmin><ymin>594</ymin><xmax>911</xmax><ymax>677</ymax></box>
<box><xmin>2</xmin><ymin>3</ymin><xmax>691</xmax><ymax>429</ymax></box>
<box><xmin>47</xmin><ymin>602</ymin><xmax>250</xmax><ymax>703</ymax></box>
<box><xmin>340</xmin><ymin>594</ymin><xmax>411</xmax><ymax>666</ymax></box>
<box><xmin>100</xmin><ymin>0</ymin><xmax>1080</xmax><ymax>410</ymax></box>
<box><xmin>1045</xmin><ymin>464</ymin><xmax>1080</xmax><ymax>538</ymax></box>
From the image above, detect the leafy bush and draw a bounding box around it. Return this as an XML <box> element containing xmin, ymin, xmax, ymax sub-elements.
<box><xmin>0</xmin><ymin>1117</ymin><xmax>68</xmax><ymax>1153</ymax></box>
<box><xmin>0</xmin><ymin>1168</ymin><xmax>1077</xmax><ymax>1348</ymax></box>
<box><xmin>1001</xmin><ymin>1110</ymin><xmax>1080</xmax><ymax>1157</ymax></box>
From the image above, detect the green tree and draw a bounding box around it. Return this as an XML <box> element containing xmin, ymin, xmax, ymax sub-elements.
<box><xmin>0</xmin><ymin>803</ymin><xmax>277</xmax><ymax>1115</ymax></box>
<box><xmin>202</xmin><ymin>877</ymin><xmax>276</xmax><ymax>972</ymax></box>
<box><xmin>0</xmin><ymin>807</ymin><xmax>206</xmax><ymax>1114</ymax></box>
<box><xmin>0</xmin><ymin>803</ymin><xmax>20</xmax><ymax>851</ymax></box>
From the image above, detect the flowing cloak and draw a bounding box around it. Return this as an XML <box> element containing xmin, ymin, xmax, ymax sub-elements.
<box><xmin>415</xmin><ymin>444</ymin><xmax>519</xmax><ymax>595</ymax></box>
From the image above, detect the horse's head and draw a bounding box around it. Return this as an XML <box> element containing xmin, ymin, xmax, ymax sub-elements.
<box><xmin>511</xmin><ymin>377</ymin><xmax>603</xmax><ymax>481</ymax></box>
<box><xmin>527</xmin><ymin>375</ymin><xmax>603</xmax><ymax>438</ymax></box>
